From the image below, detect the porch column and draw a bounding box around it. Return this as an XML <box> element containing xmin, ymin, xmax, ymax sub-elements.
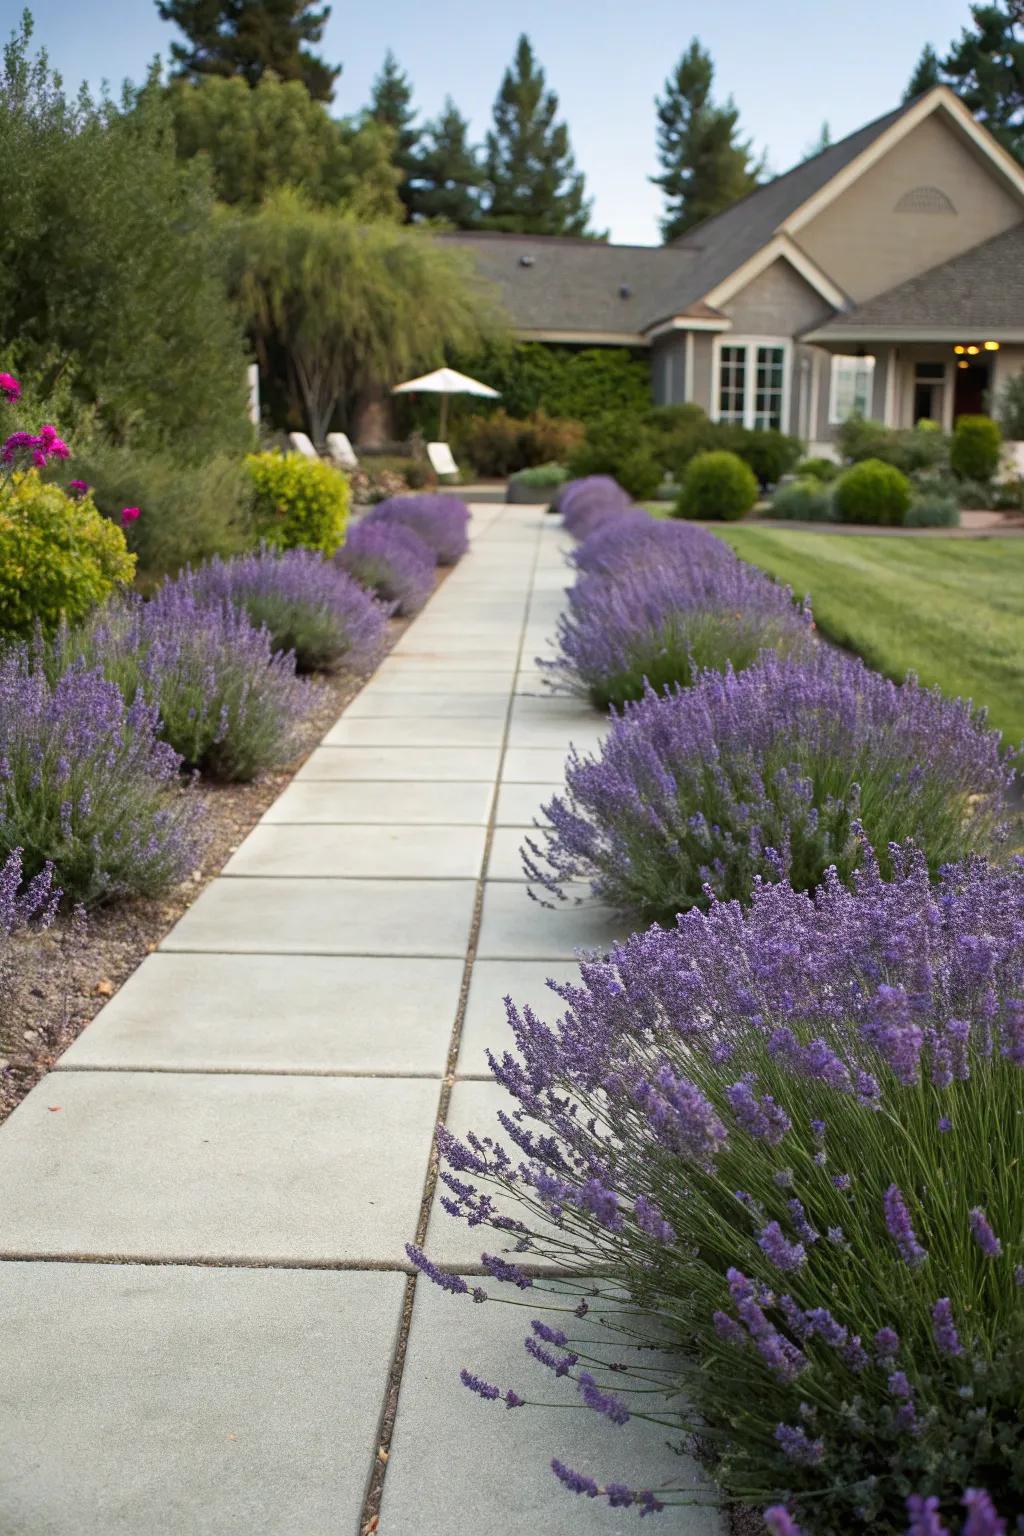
<box><xmin>883</xmin><ymin>345</ymin><xmax>898</xmax><ymax>427</ymax></box>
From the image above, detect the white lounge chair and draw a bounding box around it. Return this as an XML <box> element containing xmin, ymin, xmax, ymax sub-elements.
<box><xmin>427</xmin><ymin>441</ymin><xmax>459</xmax><ymax>480</ymax></box>
<box><xmin>288</xmin><ymin>431</ymin><xmax>319</xmax><ymax>460</ymax></box>
<box><xmin>326</xmin><ymin>432</ymin><xmax>359</xmax><ymax>471</ymax></box>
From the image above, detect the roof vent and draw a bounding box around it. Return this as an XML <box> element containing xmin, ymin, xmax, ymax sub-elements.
<box><xmin>894</xmin><ymin>185</ymin><xmax>956</xmax><ymax>215</ymax></box>
<box><xmin>518</xmin><ymin>254</ymin><xmax>535</xmax><ymax>268</ymax></box>
<box><xmin>619</xmin><ymin>283</ymin><xmax>633</xmax><ymax>299</ymax></box>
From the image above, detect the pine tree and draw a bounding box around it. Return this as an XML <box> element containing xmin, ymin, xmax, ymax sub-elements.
<box><xmin>415</xmin><ymin>98</ymin><xmax>485</xmax><ymax>227</ymax></box>
<box><xmin>904</xmin><ymin>42</ymin><xmax>942</xmax><ymax>100</ymax></box>
<box><xmin>942</xmin><ymin>3</ymin><xmax>1024</xmax><ymax>161</ymax></box>
<box><xmin>481</xmin><ymin>35</ymin><xmax>594</xmax><ymax>236</ymax></box>
<box><xmin>156</xmin><ymin>0</ymin><xmax>340</xmax><ymax>101</ymax></box>
<box><xmin>368</xmin><ymin>50</ymin><xmax>422</xmax><ymax>219</ymax></box>
<box><xmin>804</xmin><ymin>120</ymin><xmax>832</xmax><ymax>158</ymax></box>
<box><xmin>651</xmin><ymin>39</ymin><xmax>762</xmax><ymax>242</ymax></box>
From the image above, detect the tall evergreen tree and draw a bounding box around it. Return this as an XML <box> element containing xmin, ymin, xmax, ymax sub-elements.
<box><xmin>156</xmin><ymin>0</ymin><xmax>340</xmax><ymax>101</ymax></box>
<box><xmin>368</xmin><ymin>50</ymin><xmax>422</xmax><ymax>219</ymax></box>
<box><xmin>481</xmin><ymin>35</ymin><xmax>594</xmax><ymax>236</ymax></box>
<box><xmin>415</xmin><ymin>98</ymin><xmax>485</xmax><ymax>226</ymax></box>
<box><xmin>904</xmin><ymin>42</ymin><xmax>942</xmax><ymax>100</ymax></box>
<box><xmin>942</xmin><ymin>3</ymin><xmax>1024</xmax><ymax>160</ymax></box>
<box><xmin>651</xmin><ymin>39</ymin><xmax>762</xmax><ymax>242</ymax></box>
<box><xmin>804</xmin><ymin>120</ymin><xmax>832</xmax><ymax>158</ymax></box>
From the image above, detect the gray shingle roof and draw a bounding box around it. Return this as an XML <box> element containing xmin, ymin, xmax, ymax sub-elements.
<box><xmin>804</xmin><ymin>222</ymin><xmax>1024</xmax><ymax>336</ymax></box>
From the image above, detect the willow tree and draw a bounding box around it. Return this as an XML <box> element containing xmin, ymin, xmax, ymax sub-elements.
<box><xmin>230</xmin><ymin>191</ymin><xmax>503</xmax><ymax>440</ymax></box>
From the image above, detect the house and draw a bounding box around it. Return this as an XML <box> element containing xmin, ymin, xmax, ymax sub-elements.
<box><xmin>442</xmin><ymin>87</ymin><xmax>1024</xmax><ymax>452</ymax></box>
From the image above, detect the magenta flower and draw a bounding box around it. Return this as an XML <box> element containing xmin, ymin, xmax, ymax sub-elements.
<box><xmin>0</xmin><ymin>372</ymin><xmax>21</xmax><ymax>402</ymax></box>
<box><xmin>38</xmin><ymin>424</ymin><xmax>69</xmax><ymax>460</ymax></box>
<box><xmin>120</xmin><ymin>506</ymin><xmax>141</xmax><ymax>526</ymax></box>
<box><xmin>68</xmin><ymin>480</ymin><xmax>90</xmax><ymax>497</ymax></box>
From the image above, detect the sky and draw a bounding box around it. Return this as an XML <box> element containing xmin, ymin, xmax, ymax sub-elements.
<box><xmin>22</xmin><ymin>0</ymin><xmax>977</xmax><ymax>243</ymax></box>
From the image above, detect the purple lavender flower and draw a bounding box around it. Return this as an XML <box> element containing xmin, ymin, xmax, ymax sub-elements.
<box><xmin>726</xmin><ymin>1078</ymin><xmax>792</xmax><ymax>1144</ymax></box>
<box><xmin>763</xmin><ymin>1508</ymin><xmax>802</xmax><ymax>1536</ymax></box>
<box><xmin>774</xmin><ymin>1422</ymin><xmax>824</xmax><ymax>1466</ymax></box>
<box><xmin>550</xmin><ymin>1458</ymin><xmax>600</xmax><ymax>1497</ymax></box>
<box><xmin>905</xmin><ymin>1494</ymin><xmax>951</xmax><ymax>1536</ymax></box>
<box><xmin>362</xmin><ymin>493</ymin><xmax>469</xmax><ymax>565</ymax></box>
<box><xmin>932</xmin><ymin>1298</ymin><xmax>964</xmax><ymax>1357</ymax></box>
<box><xmin>570</xmin><ymin>509</ymin><xmax>731</xmax><ymax>579</ymax></box>
<box><xmin>576</xmin><ymin>1371</ymin><xmax>630</xmax><ymax>1425</ymax></box>
<box><xmin>634</xmin><ymin>1193</ymin><xmax>677</xmax><ymax>1244</ymax></box>
<box><xmin>558</xmin><ymin>476</ymin><xmax>633</xmax><ymax>539</ymax></box>
<box><xmin>336</xmin><ymin>519</ymin><xmax>435</xmax><ymax>615</ymax></box>
<box><xmin>962</xmin><ymin>1489</ymin><xmax>1007</xmax><ymax>1535</ymax></box>
<box><xmin>884</xmin><ymin>1184</ymin><xmax>928</xmax><ymax>1268</ymax></box>
<box><xmin>404</xmin><ymin>1243</ymin><xmax>469</xmax><ymax>1296</ymax></box>
<box><xmin>757</xmin><ymin>1221</ymin><xmax>807</xmax><ymax>1272</ymax></box>
<box><xmin>968</xmin><ymin>1207</ymin><xmax>1002</xmax><ymax>1259</ymax></box>
<box><xmin>481</xmin><ymin>1253</ymin><xmax>533</xmax><ymax>1288</ymax></box>
<box><xmin>530</xmin><ymin>1319</ymin><xmax>568</xmax><ymax>1348</ymax></box>
<box><xmin>874</xmin><ymin>1327</ymin><xmax>901</xmax><ymax>1362</ymax></box>
<box><xmin>459</xmin><ymin>1368</ymin><xmax>499</xmax><ymax>1400</ymax></box>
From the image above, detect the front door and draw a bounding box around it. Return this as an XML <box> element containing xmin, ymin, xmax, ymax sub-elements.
<box><xmin>954</xmin><ymin>360</ymin><xmax>990</xmax><ymax>421</ymax></box>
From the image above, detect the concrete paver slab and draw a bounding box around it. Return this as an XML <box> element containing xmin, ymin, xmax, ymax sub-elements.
<box><xmin>58</xmin><ymin>952</ymin><xmax>464</xmax><ymax>1075</ymax></box>
<box><xmin>477</xmin><ymin>882</ymin><xmax>623</xmax><ymax>960</ymax></box>
<box><xmin>494</xmin><ymin>782</ymin><xmax>561</xmax><ymax>827</ymax></box>
<box><xmin>502</xmin><ymin>747</ymin><xmax>572</xmax><ymax>782</ymax></box>
<box><xmin>345</xmin><ymin>691</ymin><xmax>510</xmax><ymax>720</ymax></box>
<box><xmin>263</xmin><ymin>779</ymin><xmax>494</xmax><ymax>825</ymax></box>
<box><xmin>458</xmin><ymin>959</ymin><xmax>579</xmax><ymax>1077</ymax></box>
<box><xmin>225</xmin><ymin>823</ymin><xmax>486</xmax><ymax>881</ymax></box>
<box><xmin>364</xmin><ymin>668</ymin><xmax>516</xmax><ymax>695</ymax></box>
<box><xmin>162</xmin><ymin>877</ymin><xmax>477</xmax><ymax>956</ymax></box>
<box><xmin>0</xmin><ymin>1071</ymin><xmax>440</xmax><ymax>1263</ymax></box>
<box><xmin>322</xmin><ymin>716</ymin><xmax>506</xmax><ymax>749</ymax></box>
<box><xmin>296</xmin><ymin>745</ymin><xmax>501</xmax><ymax>782</ymax></box>
<box><xmin>0</xmin><ymin>1262</ymin><xmax>405</xmax><ymax>1536</ymax></box>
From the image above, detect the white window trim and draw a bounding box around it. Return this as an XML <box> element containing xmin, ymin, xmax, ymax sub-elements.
<box><xmin>828</xmin><ymin>353</ymin><xmax>877</xmax><ymax>425</ymax></box>
<box><xmin>711</xmin><ymin>335</ymin><xmax>793</xmax><ymax>432</ymax></box>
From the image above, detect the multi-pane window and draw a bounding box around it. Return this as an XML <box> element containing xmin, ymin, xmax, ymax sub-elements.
<box><xmin>716</xmin><ymin>340</ymin><xmax>788</xmax><ymax>430</ymax></box>
<box><xmin>829</xmin><ymin>354</ymin><xmax>876</xmax><ymax>424</ymax></box>
<box><xmin>718</xmin><ymin>346</ymin><xmax>747</xmax><ymax>424</ymax></box>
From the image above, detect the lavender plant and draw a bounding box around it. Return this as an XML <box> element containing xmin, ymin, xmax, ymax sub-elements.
<box><xmin>558</xmin><ymin>476</ymin><xmax>633</xmax><ymax>540</ymax></box>
<box><xmin>420</xmin><ymin>848</ymin><xmax>1024</xmax><ymax>1532</ymax></box>
<box><xmin>0</xmin><ymin>848</ymin><xmax>59</xmax><ymax>1023</ymax></box>
<box><xmin>0</xmin><ymin>648</ymin><xmax>207</xmax><ymax>903</ymax></box>
<box><xmin>51</xmin><ymin>579</ymin><xmax>309</xmax><ymax>782</ymax></box>
<box><xmin>546</xmin><ymin>556</ymin><xmax>813</xmax><ymax>711</ymax></box>
<box><xmin>335</xmin><ymin>520</ymin><xmax>435</xmax><ymax>616</ymax></box>
<box><xmin>569</xmin><ymin>510</ymin><xmax>730</xmax><ymax>580</ymax></box>
<box><xmin>190</xmin><ymin>547</ymin><xmax>389</xmax><ymax>674</ymax></box>
<box><xmin>362</xmin><ymin>494</ymin><xmax>470</xmax><ymax>565</ymax></box>
<box><xmin>526</xmin><ymin>649</ymin><xmax>1013</xmax><ymax>923</ymax></box>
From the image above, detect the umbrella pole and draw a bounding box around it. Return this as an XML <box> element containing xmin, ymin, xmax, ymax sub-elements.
<box><xmin>439</xmin><ymin>392</ymin><xmax>449</xmax><ymax>442</ymax></box>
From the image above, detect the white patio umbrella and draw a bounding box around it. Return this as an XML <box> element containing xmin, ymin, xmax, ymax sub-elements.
<box><xmin>391</xmin><ymin>366</ymin><xmax>500</xmax><ymax>441</ymax></box>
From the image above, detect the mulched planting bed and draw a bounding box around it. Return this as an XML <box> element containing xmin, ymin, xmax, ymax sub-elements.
<box><xmin>0</xmin><ymin>581</ymin><xmax>441</xmax><ymax>1125</ymax></box>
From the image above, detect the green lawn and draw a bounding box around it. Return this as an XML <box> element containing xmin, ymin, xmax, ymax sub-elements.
<box><xmin>715</xmin><ymin>527</ymin><xmax>1024</xmax><ymax>746</ymax></box>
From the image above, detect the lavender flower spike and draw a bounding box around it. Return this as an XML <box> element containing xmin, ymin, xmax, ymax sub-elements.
<box><xmin>932</xmin><ymin>1298</ymin><xmax>964</xmax><ymax>1358</ymax></box>
<box><xmin>905</xmin><ymin>1494</ymin><xmax>952</xmax><ymax>1536</ymax></box>
<box><xmin>961</xmin><ymin>1489</ymin><xmax>1008</xmax><ymax>1536</ymax></box>
<box><xmin>405</xmin><ymin>1243</ymin><xmax>469</xmax><ymax>1296</ymax></box>
<box><xmin>884</xmin><ymin>1184</ymin><xmax>928</xmax><ymax>1268</ymax></box>
<box><xmin>968</xmin><ymin>1207</ymin><xmax>1003</xmax><ymax>1259</ymax></box>
<box><xmin>764</xmin><ymin>1508</ymin><xmax>802</xmax><ymax>1536</ymax></box>
<box><xmin>757</xmin><ymin>1220</ymin><xmax>807</xmax><ymax>1272</ymax></box>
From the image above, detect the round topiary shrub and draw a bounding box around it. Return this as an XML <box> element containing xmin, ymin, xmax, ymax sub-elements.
<box><xmin>525</xmin><ymin>647</ymin><xmax>1011</xmax><ymax>923</ymax></box>
<box><xmin>833</xmin><ymin>458</ymin><xmax>911</xmax><ymax>526</ymax></box>
<box><xmin>0</xmin><ymin>472</ymin><xmax>135</xmax><ymax>638</ymax></box>
<box><xmin>675</xmin><ymin>450</ymin><xmax>758</xmax><ymax>522</ymax></box>
<box><xmin>245</xmin><ymin>450</ymin><xmax>349</xmax><ymax>555</ymax></box>
<box><xmin>950</xmin><ymin>414</ymin><xmax>1002</xmax><ymax>482</ymax></box>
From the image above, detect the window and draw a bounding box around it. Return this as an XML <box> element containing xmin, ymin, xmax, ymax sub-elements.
<box><xmin>829</xmin><ymin>354</ymin><xmax>876</xmax><ymax>424</ymax></box>
<box><xmin>715</xmin><ymin>339</ymin><xmax>789</xmax><ymax>430</ymax></box>
<box><xmin>913</xmin><ymin>361</ymin><xmax>946</xmax><ymax>425</ymax></box>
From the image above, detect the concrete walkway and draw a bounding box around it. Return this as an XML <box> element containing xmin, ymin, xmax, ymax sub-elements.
<box><xmin>0</xmin><ymin>506</ymin><xmax>722</xmax><ymax>1534</ymax></box>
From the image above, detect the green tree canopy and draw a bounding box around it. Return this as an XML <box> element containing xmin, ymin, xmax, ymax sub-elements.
<box><xmin>942</xmin><ymin>2</ymin><xmax>1024</xmax><ymax>160</ymax></box>
<box><xmin>651</xmin><ymin>38</ymin><xmax>763</xmax><ymax>242</ymax></box>
<box><xmin>904</xmin><ymin>42</ymin><xmax>942</xmax><ymax>100</ymax></box>
<box><xmin>167</xmin><ymin>71</ymin><xmax>401</xmax><ymax>215</ymax></box>
<box><xmin>155</xmin><ymin>0</ymin><xmax>340</xmax><ymax>101</ymax></box>
<box><xmin>229</xmin><ymin>191</ymin><xmax>504</xmax><ymax>440</ymax></box>
<box><xmin>482</xmin><ymin>34</ymin><xmax>594</xmax><ymax>236</ymax></box>
<box><xmin>368</xmin><ymin>49</ymin><xmax>422</xmax><ymax>219</ymax></box>
<box><xmin>0</xmin><ymin>14</ymin><xmax>250</xmax><ymax>458</ymax></box>
<box><xmin>415</xmin><ymin>98</ymin><xmax>484</xmax><ymax>226</ymax></box>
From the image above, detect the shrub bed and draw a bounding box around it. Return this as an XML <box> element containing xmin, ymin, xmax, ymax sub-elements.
<box><xmin>526</xmin><ymin>648</ymin><xmax>1011</xmax><ymax>922</ymax></box>
<box><xmin>0</xmin><ymin>646</ymin><xmax>207</xmax><ymax>903</ymax></box>
<box><xmin>427</xmin><ymin>849</ymin><xmax>1024</xmax><ymax>1532</ymax></box>
<box><xmin>191</xmin><ymin>546</ymin><xmax>389</xmax><ymax>674</ymax></box>
<box><xmin>676</xmin><ymin>450</ymin><xmax>758</xmax><ymax>521</ymax></box>
<box><xmin>362</xmin><ymin>493</ymin><xmax>470</xmax><ymax>566</ymax></box>
<box><xmin>336</xmin><ymin>520</ymin><xmax>435</xmax><ymax>616</ymax></box>
<box><xmin>246</xmin><ymin>450</ymin><xmax>349</xmax><ymax>555</ymax></box>
<box><xmin>548</xmin><ymin>553</ymin><xmax>811</xmax><ymax>712</ymax></box>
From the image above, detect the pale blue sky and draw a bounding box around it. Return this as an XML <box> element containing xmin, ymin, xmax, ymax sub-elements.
<box><xmin>21</xmin><ymin>0</ymin><xmax>975</xmax><ymax>242</ymax></box>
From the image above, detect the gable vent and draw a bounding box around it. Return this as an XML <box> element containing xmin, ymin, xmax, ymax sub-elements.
<box><xmin>894</xmin><ymin>185</ymin><xmax>957</xmax><ymax>215</ymax></box>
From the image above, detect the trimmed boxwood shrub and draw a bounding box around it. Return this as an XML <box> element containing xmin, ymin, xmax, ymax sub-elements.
<box><xmin>833</xmin><ymin>458</ymin><xmax>911</xmax><ymax>525</ymax></box>
<box><xmin>722</xmin><ymin>426</ymin><xmax>802</xmax><ymax>488</ymax></box>
<box><xmin>675</xmin><ymin>450</ymin><xmax>758</xmax><ymax>522</ymax></box>
<box><xmin>246</xmin><ymin>450</ymin><xmax>349</xmax><ymax>555</ymax></box>
<box><xmin>950</xmin><ymin>414</ymin><xmax>1001</xmax><ymax>482</ymax></box>
<box><xmin>796</xmin><ymin>455</ymin><xmax>841</xmax><ymax>482</ymax></box>
<box><xmin>770</xmin><ymin>478</ymin><xmax>833</xmax><ymax>522</ymax></box>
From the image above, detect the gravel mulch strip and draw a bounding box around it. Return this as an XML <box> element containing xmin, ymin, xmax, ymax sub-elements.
<box><xmin>0</xmin><ymin>583</ymin><xmax>440</xmax><ymax>1124</ymax></box>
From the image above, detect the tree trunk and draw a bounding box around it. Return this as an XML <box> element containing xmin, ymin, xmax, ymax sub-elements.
<box><xmin>354</xmin><ymin>387</ymin><xmax>394</xmax><ymax>448</ymax></box>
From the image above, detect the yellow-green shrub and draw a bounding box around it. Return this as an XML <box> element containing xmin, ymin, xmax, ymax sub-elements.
<box><xmin>245</xmin><ymin>450</ymin><xmax>349</xmax><ymax>555</ymax></box>
<box><xmin>0</xmin><ymin>473</ymin><xmax>135</xmax><ymax>637</ymax></box>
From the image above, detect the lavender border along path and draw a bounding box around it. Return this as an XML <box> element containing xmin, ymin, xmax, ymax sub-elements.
<box><xmin>0</xmin><ymin>504</ymin><xmax>724</xmax><ymax>1535</ymax></box>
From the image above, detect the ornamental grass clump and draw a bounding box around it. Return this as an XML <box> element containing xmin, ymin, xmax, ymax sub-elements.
<box><xmin>362</xmin><ymin>493</ymin><xmax>469</xmax><ymax>565</ymax></box>
<box><xmin>421</xmin><ymin>849</ymin><xmax>1024</xmax><ymax>1532</ymax></box>
<box><xmin>547</xmin><ymin>555</ymin><xmax>812</xmax><ymax>712</ymax></box>
<box><xmin>557</xmin><ymin>475</ymin><xmax>633</xmax><ymax>540</ymax></box>
<box><xmin>190</xmin><ymin>546</ymin><xmax>389</xmax><ymax>674</ymax></box>
<box><xmin>527</xmin><ymin>648</ymin><xmax>1012</xmax><ymax>922</ymax></box>
<box><xmin>335</xmin><ymin>520</ymin><xmax>435</xmax><ymax>615</ymax></box>
<box><xmin>0</xmin><ymin>648</ymin><xmax>207</xmax><ymax>904</ymax></box>
<box><xmin>52</xmin><ymin>581</ymin><xmax>309</xmax><ymax>783</ymax></box>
